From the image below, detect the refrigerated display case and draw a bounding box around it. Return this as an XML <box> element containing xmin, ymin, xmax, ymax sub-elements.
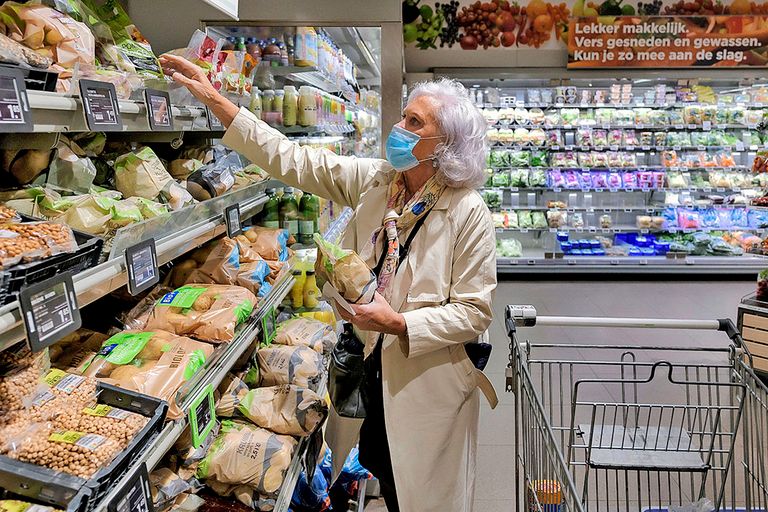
<box><xmin>456</xmin><ymin>75</ymin><xmax>768</xmax><ymax>274</ymax></box>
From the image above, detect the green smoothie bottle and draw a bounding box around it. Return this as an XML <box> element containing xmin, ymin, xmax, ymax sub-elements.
<box><xmin>299</xmin><ymin>191</ymin><xmax>319</xmax><ymax>244</ymax></box>
<box><xmin>279</xmin><ymin>187</ymin><xmax>300</xmax><ymax>236</ymax></box>
<box><xmin>262</xmin><ymin>188</ymin><xmax>280</xmax><ymax>228</ymax></box>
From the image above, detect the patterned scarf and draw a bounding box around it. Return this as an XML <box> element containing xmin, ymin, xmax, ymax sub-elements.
<box><xmin>373</xmin><ymin>173</ymin><xmax>446</xmax><ymax>302</ymax></box>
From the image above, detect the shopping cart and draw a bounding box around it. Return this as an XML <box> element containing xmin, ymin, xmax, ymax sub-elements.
<box><xmin>504</xmin><ymin>305</ymin><xmax>768</xmax><ymax>512</ymax></box>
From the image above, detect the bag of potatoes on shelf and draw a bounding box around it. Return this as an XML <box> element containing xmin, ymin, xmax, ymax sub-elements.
<box><xmin>149</xmin><ymin>468</ymin><xmax>197</xmax><ymax>512</ymax></box>
<box><xmin>239</xmin><ymin>226</ymin><xmax>293</xmax><ymax>262</ymax></box>
<box><xmin>0</xmin><ymin>500</ymin><xmax>62</xmax><ymax>512</ymax></box>
<box><xmin>83</xmin><ymin>330</ymin><xmax>179</xmax><ymax>379</ymax></box>
<box><xmin>5</xmin><ymin>423</ymin><xmax>121</xmax><ymax>479</ymax></box>
<box><xmin>196</xmin><ymin>420</ymin><xmax>297</xmax><ymax>496</ymax></box>
<box><xmin>235</xmin><ymin>259</ymin><xmax>272</xmax><ymax>298</ymax></box>
<box><xmin>186</xmin><ymin>237</ymin><xmax>241</xmax><ymax>286</ymax></box>
<box><xmin>217</xmin><ymin>377</ymin><xmax>327</xmax><ymax>437</ymax></box>
<box><xmin>275</xmin><ymin>317</ymin><xmax>336</xmax><ymax>355</ymax></box>
<box><xmin>49</xmin><ymin>328</ymin><xmax>109</xmax><ymax>372</ymax></box>
<box><xmin>0</xmin><ymin>344</ymin><xmax>50</xmax><ymax>414</ymax></box>
<box><xmin>313</xmin><ymin>233</ymin><xmax>376</xmax><ymax>305</ymax></box>
<box><xmin>52</xmin><ymin>401</ymin><xmax>149</xmax><ymax>447</ymax></box>
<box><xmin>250</xmin><ymin>345</ymin><xmax>324</xmax><ymax>391</ymax></box>
<box><xmin>0</xmin><ymin>148</ymin><xmax>54</xmax><ymax>186</ymax></box>
<box><xmin>121</xmin><ymin>285</ymin><xmax>174</xmax><ymax>331</ymax></box>
<box><xmin>98</xmin><ymin>332</ymin><xmax>213</xmax><ymax>420</ymax></box>
<box><xmin>172</xmin><ymin>421</ymin><xmax>220</xmax><ymax>471</ymax></box>
<box><xmin>144</xmin><ymin>285</ymin><xmax>257</xmax><ymax>343</ymax></box>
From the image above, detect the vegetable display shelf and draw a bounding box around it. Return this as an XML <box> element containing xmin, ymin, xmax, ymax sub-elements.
<box><xmin>90</xmin><ymin>270</ymin><xmax>296</xmax><ymax>512</ymax></box>
<box><xmin>26</xmin><ymin>90</ymin><xmax>209</xmax><ymax>133</ymax></box>
<box><xmin>0</xmin><ymin>182</ymin><xmax>269</xmax><ymax>353</ymax></box>
<box><xmin>497</xmin><ymin>254</ymin><xmax>768</xmax><ymax>274</ymax></box>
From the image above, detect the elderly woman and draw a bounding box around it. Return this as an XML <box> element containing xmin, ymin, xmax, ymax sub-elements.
<box><xmin>161</xmin><ymin>54</ymin><xmax>498</xmax><ymax>512</ymax></box>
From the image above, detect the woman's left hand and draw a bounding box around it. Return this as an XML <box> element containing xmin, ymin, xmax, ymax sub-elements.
<box><xmin>337</xmin><ymin>292</ymin><xmax>407</xmax><ymax>336</ymax></box>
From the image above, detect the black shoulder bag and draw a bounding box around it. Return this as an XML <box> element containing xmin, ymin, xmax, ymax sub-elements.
<box><xmin>328</xmin><ymin>215</ymin><xmax>428</xmax><ymax>419</ymax></box>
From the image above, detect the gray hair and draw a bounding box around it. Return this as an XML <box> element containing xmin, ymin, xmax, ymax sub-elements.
<box><xmin>408</xmin><ymin>78</ymin><xmax>488</xmax><ymax>189</ymax></box>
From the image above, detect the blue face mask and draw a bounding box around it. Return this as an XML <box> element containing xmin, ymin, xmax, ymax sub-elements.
<box><xmin>385</xmin><ymin>125</ymin><xmax>443</xmax><ymax>172</ymax></box>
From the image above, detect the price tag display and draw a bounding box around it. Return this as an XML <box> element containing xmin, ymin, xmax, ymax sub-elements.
<box><xmin>702</xmin><ymin>121</ymin><xmax>712</xmax><ymax>131</ymax></box>
<box><xmin>188</xmin><ymin>384</ymin><xmax>216</xmax><ymax>448</ymax></box>
<box><xmin>125</xmin><ymin>238</ymin><xmax>159</xmax><ymax>296</ymax></box>
<box><xmin>261</xmin><ymin>306</ymin><xmax>277</xmax><ymax>345</ymax></box>
<box><xmin>0</xmin><ymin>67</ymin><xmax>32</xmax><ymax>132</ymax></box>
<box><xmin>206</xmin><ymin>107</ymin><xmax>224</xmax><ymax>131</ymax></box>
<box><xmin>144</xmin><ymin>88</ymin><xmax>173</xmax><ymax>131</ymax></box>
<box><xmin>674</xmin><ymin>124</ymin><xmax>685</xmax><ymax>130</ymax></box>
<box><xmin>610</xmin><ymin>259</ymin><xmax>619</xmax><ymax>265</ymax></box>
<box><xmin>224</xmin><ymin>204</ymin><xmax>242</xmax><ymax>238</ymax></box>
<box><xmin>108</xmin><ymin>463</ymin><xmax>154</xmax><ymax>512</ymax></box>
<box><xmin>20</xmin><ymin>272</ymin><xmax>81</xmax><ymax>352</ymax></box>
<box><xmin>520</xmin><ymin>228</ymin><xmax>529</xmax><ymax>233</ymax></box>
<box><xmin>79</xmin><ymin>79</ymin><xmax>122</xmax><ymax>131</ymax></box>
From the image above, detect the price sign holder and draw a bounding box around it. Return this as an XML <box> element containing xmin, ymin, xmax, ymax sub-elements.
<box><xmin>108</xmin><ymin>463</ymin><xmax>154</xmax><ymax>512</ymax></box>
<box><xmin>19</xmin><ymin>272</ymin><xmax>81</xmax><ymax>352</ymax></box>
<box><xmin>189</xmin><ymin>384</ymin><xmax>216</xmax><ymax>449</ymax></box>
<box><xmin>206</xmin><ymin>107</ymin><xmax>223</xmax><ymax>131</ymax></box>
<box><xmin>261</xmin><ymin>306</ymin><xmax>277</xmax><ymax>345</ymax></box>
<box><xmin>0</xmin><ymin>66</ymin><xmax>32</xmax><ymax>132</ymax></box>
<box><xmin>144</xmin><ymin>88</ymin><xmax>174</xmax><ymax>131</ymax></box>
<box><xmin>224</xmin><ymin>204</ymin><xmax>242</xmax><ymax>238</ymax></box>
<box><xmin>125</xmin><ymin>238</ymin><xmax>159</xmax><ymax>296</ymax></box>
<box><xmin>79</xmin><ymin>79</ymin><xmax>122</xmax><ymax>131</ymax></box>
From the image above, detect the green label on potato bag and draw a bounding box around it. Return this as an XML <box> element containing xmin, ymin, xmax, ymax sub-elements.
<box><xmin>184</xmin><ymin>349</ymin><xmax>207</xmax><ymax>380</ymax></box>
<box><xmin>158</xmin><ymin>286</ymin><xmax>207</xmax><ymax>309</ymax></box>
<box><xmin>101</xmin><ymin>332</ymin><xmax>155</xmax><ymax>365</ymax></box>
<box><xmin>233</xmin><ymin>299</ymin><xmax>254</xmax><ymax>324</ymax></box>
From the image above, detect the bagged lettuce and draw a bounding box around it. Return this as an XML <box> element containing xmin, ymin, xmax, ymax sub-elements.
<box><xmin>114</xmin><ymin>147</ymin><xmax>194</xmax><ymax>210</ymax></box>
<box><xmin>144</xmin><ymin>285</ymin><xmax>257</xmax><ymax>343</ymax></box>
<box><xmin>313</xmin><ymin>233</ymin><xmax>375</xmax><ymax>305</ymax></box>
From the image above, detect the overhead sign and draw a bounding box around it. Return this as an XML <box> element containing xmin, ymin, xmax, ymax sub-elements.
<box><xmin>568</xmin><ymin>15</ymin><xmax>768</xmax><ymax>68</ymax></box>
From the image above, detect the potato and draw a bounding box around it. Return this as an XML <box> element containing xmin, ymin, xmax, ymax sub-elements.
<box><xmin>170</xmin><ymin>259</ymin><xmax>198</xmax><ymax>287</ymax></box>
<box><xmin>10</xmin><ymin>149</ymin><xmax>52</xmax><ymax>185</ymax></box>
<box><xmin>244</xmin><ymin>229</ymin><xmax>259</xmax><ymax>243</ymax></box>
<box><xmin>138</xmin><ymin>337</ymin><xmax>172</xmax><ymax>361</ymax></box>
<box><xmin>108</xmin><ymin>363</ymin><xmax>144</xmax><ymax>383</ymax></box>
<box><xmin>192</xmin><ymin>294</ymin><xmax>214</xmax><ymax>312</ymax></box>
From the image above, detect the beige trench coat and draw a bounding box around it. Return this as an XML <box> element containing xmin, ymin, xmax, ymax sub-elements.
<box><xmin>223</xmin><ymin>108</ymin><xmax>498</xmax><ymax>512</ymax></box>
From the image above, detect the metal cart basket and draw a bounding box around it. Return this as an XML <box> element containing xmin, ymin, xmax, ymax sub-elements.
<box><xmin>504</xmin><ymin>305</ymin><xmax>768</xmax><ymax>512</ymax></box>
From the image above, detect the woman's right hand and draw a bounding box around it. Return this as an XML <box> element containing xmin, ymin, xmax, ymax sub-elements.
<box><xmin>159</xmin><ymin>54</ymin><xmax>220</xmax><ymax>106</ymax></box>
<box><xmin>159</xmin><ymin>53</ymin><xmax>239</xmax><ymax>128</ymax></box>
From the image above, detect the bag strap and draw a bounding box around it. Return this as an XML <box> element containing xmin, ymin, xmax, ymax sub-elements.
<box><xmin>373</xmin><ymin>212</ymin><xmax>429</xmax><ymax>278</ymax></box>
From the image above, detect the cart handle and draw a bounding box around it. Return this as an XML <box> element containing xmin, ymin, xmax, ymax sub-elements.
<box><xmin>507</xmin><ymin>304</ymin><xmax>726</xmax><ymax>331</ymax></box>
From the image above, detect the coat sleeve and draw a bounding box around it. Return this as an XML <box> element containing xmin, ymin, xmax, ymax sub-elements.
<box><xmin>221</xmin><ymin>107</ymin><xmax>385</xmax><ymax>209</ymax></box>
<box><xmin>399</xmin><ymin>195</ymin><xmax>497</xmax><ymax>358</ymax></box>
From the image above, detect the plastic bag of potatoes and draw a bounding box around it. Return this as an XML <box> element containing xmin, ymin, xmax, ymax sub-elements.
<box><xmin>250</xmin><ymin>345</ymin><xmax>324</xmax><ymax>391</ymax></box>
<box><xmin>217</xmin><ymin>377</ymin><xmax>327</xmax><ymax>437</ymax></box>
<box><xmin>274</xmin><ymin>317</ymin><xmax>336</xmax><ymax>355</ymax></box>
<box><xmin>94</xmin><ymin>331</ymin><xmax>214</xmax><ymax>420</ymax></box>
<box><xmin>144</xmin><ymin>284</ymin><xmax>257</xmax><ymax>343</ymax></box>
<box><xmin>238</xmin><ymin>227</ymin><xmax>293</xmax><ymax>262</ymax></box>
<box><xmin>5</xmin><ymin>423</ymin><xmax>122</xmax><ymax>479</ymax></box>
<box><xmin>196</xmin><ymin>420</ymin><xmax>296</xmax><ymax>496</ymax></box>
<box><xmin>186</xmin><ymin>237</ymin><xmax>241</xmax><ymax>286</ymax></box>
<box><xmin>49</xmin><ymin>329</ymin><xmax>110</xmax><ymax>375</ymax></box>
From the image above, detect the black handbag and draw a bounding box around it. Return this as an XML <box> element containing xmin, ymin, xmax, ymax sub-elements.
<box><xmin>328</xmin><ymin>323</ymin><xmax>367</xmax><ymax>418</ymax></box>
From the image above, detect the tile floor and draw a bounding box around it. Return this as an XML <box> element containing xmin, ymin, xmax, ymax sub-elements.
<box><xmin>365</xmin><ymin>278</ymin><xmax>755</xmax><ymax>511</ymax></box>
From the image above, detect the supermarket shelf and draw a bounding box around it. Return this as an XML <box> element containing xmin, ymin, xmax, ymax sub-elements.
<box><xmin>496</xmin><ymin>254</ymin><xmax>768</xmax><ymax>274</ymax></box>
<box><xmin>491</xmin><ymin>145</ymin><xmax>764</xmax><ymax>152</ymax></box>
<box><xmin>0</xmin><ymin>183</ymin><xmax>270</xmax><ymax>353</ymax></box>
<box><xmin>490</xmin><ymin>123</ymin><xmax>762</xmax><ymax>131</ymax></box>
<box><xmin>279</xmin><ymin>123</ymin><xmax>356</xmax><ymax>136</ymax></box>
<box><xmin>270</xmin><ymin>65</ymin><xmax>347</xmax><ymax>95</ymax></box>
<box><xmin>482</xmin><ymin>103</ymin><xmax>768</xmax><ymax>109</ymax></box>
<box><xmin>92</xmin><ymin>272</ymin><xmax>296</xmax><ymax>512</ymax></box>
<box><xmin>26</xmin><ymin>90</ymin><xmax>209</xmax><ymax>133</ymax></box>
<box><xmin>483</xmin><ymin>186</ymin><xmax>760</xmax><ymax>193</ymax></box>
<box><xmin>496</xmin><ymin>226</ymin><xmax>767</xmax><ymax>234</ymax></box>
<box><xmin>498</xmin><ymin>205</ymin><xmax>750</xmax><ymax>212</ymax></box>
<box><xmin>488</xmin><ymin>166</ymin><xmax>753</xmax><ymax>172</ymax></box>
